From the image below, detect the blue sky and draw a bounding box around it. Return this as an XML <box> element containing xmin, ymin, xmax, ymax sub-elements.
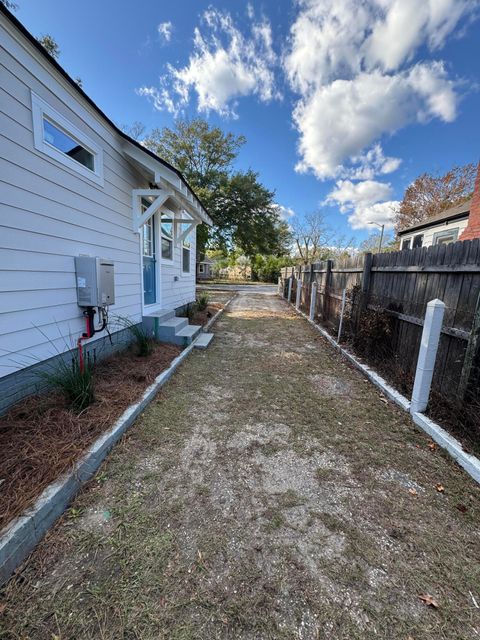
<box><xmin>15</xmin><ymin>0</ymin><xmax>480</xmax><ymax>242</ymax></box>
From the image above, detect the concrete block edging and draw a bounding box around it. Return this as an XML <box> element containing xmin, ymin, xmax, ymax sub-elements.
<box><xmin>291</xmin><ymin>302</ymin><xmax>480</xmax><ymax>486</ymax></box>
<box><xmin>0</xmin><ymin>337</ymin><xmax>199</xmax><ymax>586</ymax></box>
<box><xmin>203</xmin><ymin>294</ymin><xmax>236</xmax><ymax>332</ymax></box>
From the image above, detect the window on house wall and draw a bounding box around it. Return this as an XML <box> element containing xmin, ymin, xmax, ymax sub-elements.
<box><xmin>161</xmin><ymin>213</ymin><xmax>173</xmax><ymax>260</ymax></box>
<box><xmin>433</xmin><ymin>228</ymin><xmax>459</xmax><ymax>246</ymax></box>
<box><xmin>31</xmin><ymin>92</ymin><xmax>103</xmax><ymax>185</ymax></box>
<box><xmin>199</xmin><ymin>264</ymin><xmax>205</xmax><ymax>273</ymax></box>
<box><xmin>413</xmin><ymin>234</ymin><xmax>424</xmax><ymax>248</ymax></box>
<box><xmin>401</xmin><ymin>238</ymin><xmax>411</xmax><ymax>250</ymax></box>
<box><xmin>182</xmin><ymin>224</ymin><xmax>192</xmax><ymax>273</ymax></box>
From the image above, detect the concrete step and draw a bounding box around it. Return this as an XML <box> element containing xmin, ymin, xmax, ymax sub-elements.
<box><xmin>144</xmin><ymin>308</ymin><xmax>175</xmax><ymax>322</ymax></box>
<box><xmin>173</xmin><ymin>324</ymin><xmax>202</xmax><ymax>346</ymax></box>
<box><xmin>156</xmin><ymin>316</ymin><xmax>188</xmax><ymax>341</ymax></box>
<box><xmin>195</xmin><ymin>332</ymin><xmax>214</xmax><ymax>349</ymax></box>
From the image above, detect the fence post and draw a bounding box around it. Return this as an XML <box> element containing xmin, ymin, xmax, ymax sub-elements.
<box><xmin>410</xmin><ymin>299</ymin><xmax>446</xmax><ymax>414</ymax></box>
<box><xmin>458</xmin><ymin>291</ymin><xmax>480</xmax><ymax>400</ymax></box>
<box><xmin>337</xmin><ymin>288</ymin><xmax>347</xmax><ymax>343</ymax></box>
<box><xmin>278</xmin><ymin>276</ymin><xmax>283</xmax><ymax>296</ymax></box>
<box><xmin>360</xmin><ymin>252</ymin><xmax>373</xmax><ymax>309</ymax></box>
<box><xmin>323</xmin><ymin>259</ymin><xmax>333</xmax><ymax>321</ymax></box>
<box><xmin>296</xmin><ymin>278</ymin><xmax>302</xmax><ymax>309</ymax></box>
<box><xmin>287</xmin><ymin>276</ymin><xmax>293</xmax><ymax>303</ymax></box>
<box><xmin>309</xmin><ymin>281</ymin><xmax>317</xmax><ymax>321</ymax></box>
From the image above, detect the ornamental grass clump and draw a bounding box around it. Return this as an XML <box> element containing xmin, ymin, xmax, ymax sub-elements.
<box><xmin>115</xmin><ymin>315</ymin><xmax>154</xmax><ymax>357</ymax></box>
<box><xmin>38</xmin><ymin>355</ymin><xmax>95</xmax><ymax>412</ymax></box>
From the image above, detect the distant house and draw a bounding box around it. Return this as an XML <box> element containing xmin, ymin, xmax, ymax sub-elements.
<box><xmin>397</xmin><ymin>163</ymin><xmax>480</xmax><ymax>249</ymax></box>
<box><xmin>0</xmin><ymin>6</ymin><xmax>212</xmax><ymax>413</ymax></box>
<box><xmin>196</xmin><ymin>257</ymin><xmax>215</xmax><ymax>281</ymax></box>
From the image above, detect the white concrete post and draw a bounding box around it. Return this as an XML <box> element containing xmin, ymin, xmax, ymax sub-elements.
<box><xmin>287</xmin><ymin>277</ymin><xmax>293</xmax><ymax>303</ymax></box>
<box><xmin>410</xmin><ymin>299</ymin><xmax>446</xmax><ymax>414</ymax></box>
<box><xmin>295</xmin><ymin>279</ymin><xmax>302</xmax><ymax>309</ymax></box>
<box><xmin>278</xmin><ymin>276</ymin><xmax>283</xmax><ymax>296</ymax></box>
<box><xmin>337</xmin><ymin>288</ymin><xmax>347</xmax><ymax>343</ymax></box>
<box><xmin>309</xmin><ymin>282</ymin><xmax>318</xmax><ymax>321</ymax></box>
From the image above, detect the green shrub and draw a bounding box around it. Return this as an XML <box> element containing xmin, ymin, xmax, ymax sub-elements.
<box><xmin>196</xmin><ymin>292</ymin><xmax>210</xmax><ymax>311</ymax></box>
<box><xmin>38</xmin><ymin>355</ymin><xmax>95</xmax><ymax>412</ymax></box>
<box><xmin>115</xmin><ymin>316</ymin><xmax>153</xmax><ymax>357</ymax></box>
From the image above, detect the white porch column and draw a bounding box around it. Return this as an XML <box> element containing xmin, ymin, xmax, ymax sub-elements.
<box><xmin>410</xmin><ymin>299</ymin><xmax>445</xmax><ymax>414</ymax></box>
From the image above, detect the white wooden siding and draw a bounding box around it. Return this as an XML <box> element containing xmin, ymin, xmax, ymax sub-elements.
<box><xmin>0</xmin><ymin>20</ymin><xmax>148</xmax><ymax>378</ymax></box>
<box><xmin>400</xmin><ymin>218</ymin><xmax>469</xmax><ymax>249</ymax></box>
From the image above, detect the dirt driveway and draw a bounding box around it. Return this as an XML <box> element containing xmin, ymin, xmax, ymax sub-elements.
<box><xmin>2</xmin><ymin>293</ymin><xmax>480</xmax><ymax>639</ymax></box>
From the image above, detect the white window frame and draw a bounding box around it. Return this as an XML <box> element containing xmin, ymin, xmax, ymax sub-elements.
<box><xmin>160</xmin><ymin>209</ymin><xmax>174</xmax><ymax>263</ymax></box>
<box><xmin>31</xmin><ymin>92</ymin><xmax>104</xmax><ymax>186</ymax></box>
<box><xmin>182</xmin><ymin>224</ymin><xmax>192</xmax><ymax>274</ymax></box>
<box><xmin>433</xmin><ymin>228</ymin><xmax>459</xmax><ymax>246</ymax></box>
<box><xmin>199</xmin><ymin>263</ymin><xmax>205</xmax><ymax>274</ymax></box>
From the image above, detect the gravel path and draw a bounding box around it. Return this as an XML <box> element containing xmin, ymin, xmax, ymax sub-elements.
<box><xmin>2</xmin><ymin>292</ymin><xmax>480</xmax><ymax>639</ymax></box>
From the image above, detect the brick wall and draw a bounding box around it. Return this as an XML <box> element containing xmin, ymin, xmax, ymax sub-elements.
<box><xmin>460</xmin><ymin>162</ymin><xmax>480</xmax><ymax>240</ymax></box>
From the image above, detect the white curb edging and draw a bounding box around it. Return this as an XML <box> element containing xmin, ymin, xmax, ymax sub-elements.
<box><xmin>0</xmin><ymin>339</ymin><xmax>199</xmax><ymax>586</ymax></box>
<box><xmin>203</xmin><ymin>294</ymin><xmax>236</xmax><ymax>333</ymax></box>
<box><xmin>288</xmin><ymin>299</ymin><xmax>480</xmax><ymax>486</ymax></box>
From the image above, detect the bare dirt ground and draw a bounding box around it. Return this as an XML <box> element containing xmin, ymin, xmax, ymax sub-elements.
<box><xmin>1</xmin><ymin>292</ymin><xmax>480</xmax><ymax>639</ymax></box>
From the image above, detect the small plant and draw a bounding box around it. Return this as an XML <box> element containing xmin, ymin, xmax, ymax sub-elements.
<box><xmin>184</xmin><ymin>302</ymin><xmax>197</xmax><ymax>321</ymax></box>
<box><xmin>196</xmin><ymin>292</ymin><xmax>210</xmax><ymax>311</ymax></box>
<box><xmin>38</xmin><ymin>354</ymin><xmax>95</xmax><ymax>412</ymax></box>
<box><xmin>115</xmin><ymin>316</ymin><xmax>153</xmax><ymax>357</ymax></box>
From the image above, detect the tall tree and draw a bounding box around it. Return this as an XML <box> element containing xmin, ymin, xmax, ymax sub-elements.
<box><xmin>37</xmin><ymin>34</ymin><xmax>60</xmax><ymax>60</ymax></box>
<box><xmin>395</xmin><ymin>163</ymin><xmax>476</xmax><ymax>231</ymax></box>
<box><xmin>144</xmin><ymin>119</ymin><xmax>245</xmax><ymax>190</ymax></box>
<box><xmin>142</xmin><ymin>119</ymin><xmax>285</xmax><ymax>262</ymax></box>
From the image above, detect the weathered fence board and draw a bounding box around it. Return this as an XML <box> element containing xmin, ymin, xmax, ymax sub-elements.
<box><xmin>280</xmin><ymin>238</ymin><xmax>480</xmax><ymax>407</ymax></box>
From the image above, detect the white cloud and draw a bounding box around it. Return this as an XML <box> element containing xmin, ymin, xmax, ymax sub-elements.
<box><xmin>139</xmin><ymin>8</ymin><xmax>278</xmax><ymax>118</ymax></box>
<box><xmin>276</xmin><ymin>204</ymin><xmax>296</xmax><ymax>221</ymax></box>
<box><xmin>157</xmin><ymin>21</ymin><xmax>172</xmax><ymax>43</ymax></box>
<box><xmin>326</xmin><ymin>179</ymin><xmax>399</xmax><ymax>230</ymax></box>
<box><xmin>285</xmin><ymin>0</ymin><xmax>475</xmax><ymax>181</ymax></box>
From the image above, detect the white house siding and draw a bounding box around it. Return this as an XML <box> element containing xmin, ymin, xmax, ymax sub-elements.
<box><xmin>399</xmin><ymin>218</ymin><xmax>469</xmax><ymax>249</ymax></box>
<box><xmin>0</xmin><ymin>19</ymin><xmax>148</xmax><ymax>381</ymax></box>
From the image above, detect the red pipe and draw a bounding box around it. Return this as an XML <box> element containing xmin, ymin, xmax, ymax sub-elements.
<box><xmin>77</xmin><ymin>314</ymin><xmax>91</xmax><ymax>373</ymax></box>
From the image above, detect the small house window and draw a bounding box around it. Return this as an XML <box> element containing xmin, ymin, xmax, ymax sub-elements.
<box><xmin>433</xmin><ymin>228</ymin><xmax>459</xmax><ymax>246</ymax></box>
<box><xmin>43</xmin><ymin>118</ymin><xmax>95</xmax><ymax>172</ymax></box>
<box><xmin>31</xmin><ymin>92</ymin><xmax>103</xmax><ymax>186</ymax></box>
<box><xmin>401</xmin><ymin>238</ymin><xmax>411</xmax><ymax>250</ymax></box>
<box><xmin>413</xmin><ymin>234</ymin><xmax>424</xmax><ymax>249</ymax></box>
<box><xmin>161</xmin><ymin>214</ymin><xmax>173</xmax><ymax>260</ymax></box>
<box><xmin>199</xmin><ymin>263</ymin><xmax>205</xmax><ymax>273</ymax></box>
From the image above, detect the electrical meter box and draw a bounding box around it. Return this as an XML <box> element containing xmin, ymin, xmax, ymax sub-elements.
<box><xmin>75</xmin><ymin>256</ymin><xmax>115</xmax><ymax>307</ymax></box>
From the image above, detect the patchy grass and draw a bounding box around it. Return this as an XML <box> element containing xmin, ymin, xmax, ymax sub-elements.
<box><xmin>1</xmin><ymin>292</ymin><xmax>480</xmax><ymax>640</ymax></box>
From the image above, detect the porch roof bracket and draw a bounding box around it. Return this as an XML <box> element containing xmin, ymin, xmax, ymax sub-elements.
<box><xmin>132</xmin><ymin>189</ymin><xmax>173</xmax><ymax>233</ymax></box>
<box><xmin>174</xmin><ymin>220</ymin><xmax>197</xmax><ymax>247</ymax></box>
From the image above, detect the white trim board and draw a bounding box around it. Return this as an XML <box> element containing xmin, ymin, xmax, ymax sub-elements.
<box><xmin>288</xmin><ymin>299</ymin><xmax>480</xmax><ymax>486</ymax></box>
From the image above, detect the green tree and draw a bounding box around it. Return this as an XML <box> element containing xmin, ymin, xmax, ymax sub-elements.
<box><xmin>143</xmin><ymin>118</ymin><xmax>286</xmax><ymax>264</ymax></box>
<box><xmin>37</xmin><ymin>34</ymin><xmax>60</xmax><ymax>59</ymax></box>
<box><xmin>144</xmin><ymin>119</ymin><xmax>245</xmax><ymax>190</ymax></box>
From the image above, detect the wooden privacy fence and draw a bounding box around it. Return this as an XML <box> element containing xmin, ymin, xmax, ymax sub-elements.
<box><xmin>280</xmin><ymin>239</ymin><xmax>480</xmax><ymax>406</ymax></box>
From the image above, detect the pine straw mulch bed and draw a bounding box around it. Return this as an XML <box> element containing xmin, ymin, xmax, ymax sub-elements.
<box><xmin>0</xmin><ymin>341</ymin><xmax>182</xmax><ymax>532</ymax></box>
<box><xmin>190</xmin><ymin>302</ymin><xmax>223</xmax><ymax>327</ymax></box>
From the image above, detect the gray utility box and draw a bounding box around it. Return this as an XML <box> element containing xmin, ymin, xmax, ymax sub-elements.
<box><xmin>75</xmin><ymin>256</ymin><xmax>115</xmax><ymax>307</ymax></box>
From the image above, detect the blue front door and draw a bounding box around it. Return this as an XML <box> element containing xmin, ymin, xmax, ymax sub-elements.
<box><xmin>143</xmin><ymin>214</ymin><xmax>156</xmax><ymax>305</ymax></box>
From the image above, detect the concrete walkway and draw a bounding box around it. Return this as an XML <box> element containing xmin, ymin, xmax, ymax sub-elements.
<box><xmin>2</xmin><ymin>292</ymin><xmax>480</xmax><ymax>639</ymax></box>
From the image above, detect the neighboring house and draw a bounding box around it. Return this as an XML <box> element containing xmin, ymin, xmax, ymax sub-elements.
<box><xmin>0</xmin><ymin>6</ymin><xmax>212</xmax><ymax>412</ymax></box>
<box><xmin>196</xmin><ymin>257</ymin><xmax>215</xmax><ymax>281</ymax></box>
<box><xmin>397</xmin><ymin>162</ymin><xmax>480</xmax><ymax>249</ymax></box>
